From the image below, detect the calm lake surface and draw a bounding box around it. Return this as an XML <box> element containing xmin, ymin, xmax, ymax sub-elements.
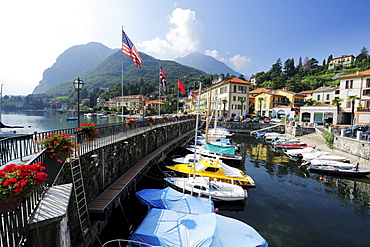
<box><xmin>3</xmin><ymin>111</ymin><xmax>370</xmax><ymax>246</ymax></box>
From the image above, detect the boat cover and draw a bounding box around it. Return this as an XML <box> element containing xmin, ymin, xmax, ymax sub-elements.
<box><xmin>130</xmin><ymin>208</ymin><xmax>268</xmax><ymax>247</ymax></box>
<box><xmin>204</xmin><ymin>142</ymin><xmax>235</xmax><ymax>155</ymax></box>
<box><xmin>136</xmin><ymin>187</ymin><xmax>214</xmax><ymax>215</ymax></box>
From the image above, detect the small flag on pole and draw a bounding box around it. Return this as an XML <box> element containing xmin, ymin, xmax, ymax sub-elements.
<box><xmin>178</xmin><ymin>79</ymin><xmax>186</xmax><ymax>93</ymax></box>
<box><xmin>122</xmin><ymin>29</ymin><xmax>142</xmax><ymax>68</ymax></box>
<box><xmin>160</xmin><ymin>66</ymin><xmax>166</xmax><ymax>87</ymax></box>
<box><xmin>187</xmin><ymin>88</ymin><xmax>195</xmax><ymax>97</ymax></box>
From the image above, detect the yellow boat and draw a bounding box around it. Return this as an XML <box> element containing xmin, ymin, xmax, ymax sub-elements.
<box><xmin>166</xmin><ymin>158</ymin><xmax>256</xmax><ymax>187</ymax></box>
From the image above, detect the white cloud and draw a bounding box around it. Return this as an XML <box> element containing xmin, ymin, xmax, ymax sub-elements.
<box><xmin>139</xmin><ymin>8</ymin><xmax>203</xmax><ymax>59</ymax></box>
<box><xmin>229</xmin><ymin>54</ymin><xmax>251</xmax><ymax>70</ymax></box>
<box><xmin>205</xmin><ymin>50</ymin><xmax>227</xmax><ymax>63</ymax></box>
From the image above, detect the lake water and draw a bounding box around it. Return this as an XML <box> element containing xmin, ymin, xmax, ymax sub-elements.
<box><xmin>3</xmin><ymin>111</ymin><xmax>370</xmax><ymax>246</ymax></box>
<box><xmin>0</xmin><ymin>110</ymin><xmax>125</xmax><ymax>133</ymax></box>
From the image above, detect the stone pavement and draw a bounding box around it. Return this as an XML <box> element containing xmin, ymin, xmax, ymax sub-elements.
<box><xmin>284</xmin><ymin>132</ymin><xmax>370</xmax><ymax>169</ymax></box>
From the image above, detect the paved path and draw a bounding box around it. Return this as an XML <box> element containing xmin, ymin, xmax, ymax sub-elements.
<box><xmin>285</xmin><ymin>132</ymin><xmax>370</xmax><ymax>169</ymax></box>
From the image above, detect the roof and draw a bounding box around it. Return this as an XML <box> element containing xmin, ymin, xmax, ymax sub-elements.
<box><xmin>249</xmin><ymin>87</ymin><xmax>272</xmax><ymax>94</ymax></box>
<box><xmin>332</xmin><ymin>55</ymin><xmax>354</xmax><ymax>60</ymax></box>
<box><xmin>300</xmin><ymin>91</ymin><xmax>314</xmax><ymax>94</ymax></box>
<box><xmin>313</xmin><ymin>86</ymin><xmax>338</xmax><ymax>93</ymax></box>
<box><xmin>226</xmin><ymin>77</ymin><xmax>251</xmax><ymax>84</ymax></box>
<box><xmin>338</xmin><ymin>69</ymin><xmax>370</xmax><ymax>79</ymax></box>
<box><xmin>274</xmin><ymin>89</ymin><xmax>305</xmax><ymax>97</ymax></box>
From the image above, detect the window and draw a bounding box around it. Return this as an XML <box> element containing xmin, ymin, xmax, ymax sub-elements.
<box><xmin>345</xmin><ymin>80</ymin><xmax>353</xmax><ymax>89</ymax></box>
<box><xmin>233</xmin><ymin>96</ymin><xmax>236</xmax><ymax>101</ymax></box>
<box><xmin>366</xmin><ymin>78</ymin><xmax>370</xmax><ymax>88</ymax></box>
<box><xmin>335</xmin><ymin>90</ymin><xmax>340</xmax><ymax>94</ymax></box>
<box><xmin>326</xmin><ymin>94</ymin><xmax>330</xmax><ymax>100</ymax></box>
<box><xmin>317</xmin><ymin>95</ymin><xmax>321</xmax><ymax>100</ymax></box>
<box><xmin>363</xmin><ymin>89</ymin><xmax>370</xmax><ymax>96</ymax></box>
<box><xmin>233</xmin><ymin>85</ymin><xmax>237</xmax><ymax>92</ymax></box>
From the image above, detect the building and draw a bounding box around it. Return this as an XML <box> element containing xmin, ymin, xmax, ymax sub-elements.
<box><xmin>328</xmin><ymin>55</ymin><xmax>355</xmax><ymax>70</ymax></box>
<box><xmin>109</xmin><ymin>95</ymin><xmax>149</xmax><ymax>114</ymax></box>
<box><xmin>185</xmin><ymin>78</ymin><xmax>251</xmax><ymax>118</ymax></box>
<box><xmin>254</xmin><ymin>91</ymin><xmax>288</xmax><ymax>117</ymax></box>
<box><xmin>337</xmin><ymin>69</ymin><xmax>370</xmax><ymax>124</ymax></box>
<box><xmin>299</xmin><ymin>104</ymin><xmax>338</xmax><ymax>125</ymax></box>
<box><xmin>312</xmin><ymin>86</ymin><xmax>340</xmax><ymax>104</ymax></box>
<box><xmin>273</xmin><ymin>89</ymin><xmax>306</xmax><ymax>108</ymax></box>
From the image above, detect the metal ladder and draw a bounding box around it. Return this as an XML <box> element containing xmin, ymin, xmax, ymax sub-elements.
<box><xmin>70</xmin><ymin>155</ymin><xmax>90</xmax><ymax>238</ymax></box>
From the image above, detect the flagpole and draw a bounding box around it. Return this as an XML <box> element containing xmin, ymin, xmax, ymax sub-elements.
<box><xmin>158</xmin><ymin>62</ymin><xmax>161</xmax><ymax>117</ymax></box>
<box><xmin>121</xmin><ymin>26</ymin><xmax>124</xmax><ymax>124</ymax></box>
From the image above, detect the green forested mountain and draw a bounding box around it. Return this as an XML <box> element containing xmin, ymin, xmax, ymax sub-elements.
<box><xmin>46</xmin><ymin>51</ymin><xmax>208</xmax><ymax>99</ymax></box>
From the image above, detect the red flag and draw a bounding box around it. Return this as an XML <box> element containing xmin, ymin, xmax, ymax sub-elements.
<box><xmin>178</xmin><ymin>79</ymin><xmax>186</xmax><ymax>93</ymax></box>
<box><xmin>122</xmin><ymin>30</ymin><xmax>142</xmax><ymax>68</ymax></box>
<box><xmin>160</xmin><ymin>66</ymin><xmax>166</xmax><ymax>87</ymax></box>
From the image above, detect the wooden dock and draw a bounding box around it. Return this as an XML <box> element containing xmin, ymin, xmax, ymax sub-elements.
<box><xmin>88</xmin><ymin>130</ymin><xmax>194</xmax><ymax>220</ymax></box>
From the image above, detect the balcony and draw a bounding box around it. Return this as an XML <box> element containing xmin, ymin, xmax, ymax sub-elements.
<box><xmin>357</xmin><ymin>107</ymin><xmax>370</xmax><ymax>112</ymax></box>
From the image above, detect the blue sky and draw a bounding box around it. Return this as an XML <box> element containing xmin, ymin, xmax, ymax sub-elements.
<box><xmin>1</xmin><ymin>0</ymin><xmax>370</xmax><ymax>95</ymax></box>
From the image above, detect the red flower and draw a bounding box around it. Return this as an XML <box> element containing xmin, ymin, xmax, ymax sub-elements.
<box><xmin>3</xmin><ymin>178</ymin><xmax>17</xmax><ymax>186</ymax></box>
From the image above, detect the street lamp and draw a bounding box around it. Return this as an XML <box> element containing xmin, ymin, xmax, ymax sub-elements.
<box><xmin>73</xmin><ymin>77</ymin><xmax>84</xmax><ymax>126</ymax></box>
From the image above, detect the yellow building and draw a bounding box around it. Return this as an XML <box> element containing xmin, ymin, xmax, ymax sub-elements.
<box><xmin>274</xmin><ymin>89</ymin><xmax>305</xmax><ymax>107</ymax></box>
<box><xmin>254</xmin><ymin>92</ymin><xmax>287</xmax><ymax>116</ymax></box>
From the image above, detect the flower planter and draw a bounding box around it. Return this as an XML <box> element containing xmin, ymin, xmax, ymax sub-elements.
<box><xmin>0</xmin><ymin>198</ymin><xmax>22</xmax><ymax>213</ymax></box>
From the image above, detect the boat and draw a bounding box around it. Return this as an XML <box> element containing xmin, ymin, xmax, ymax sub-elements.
<box><xmin>300</xmin><ymin>152</ymin><xmax>348</xmax><ymax>162</ymax></box>
<box><xmin>264</xmin><ymin>132</ymin><xmax>286</xmax><ymax>143</ymax></box>
<box><xmin>165</xmin><ymin>158</ymin><xmax>256</xmax><ymax>187</ymax></box>
<box><xmin>130</xmin><ymin>207</ymin><xmax>268</xmax><ymax>247</ymax></box>
<box><xmin>164</xmin><ymin>175</ymin><xmax>248</xmax><ymax>201</ymax></box>
<box><xmin>273</xmin><ymin>139</ymin><xmax>314</xmax><ymax>149</ymax></box>
<box><xmin>172</xmin><ymin>153</ymin><xmax>203</xmax><ymax>164</ymax></box>
<box><xmin>304</xmin><ymin>159</ymin><xmax>356</xmax><ymax>169</ymax></box>
<box><xmin>135</xmin><ymin>187</ymin><xmax>215</xmax><ymax>214</ymax></box>
<box><xmin>186</xmin><ymin>142</ymin><xmax>242</xmax><ymax>164</ymax></box>
<box><xmin>84</xmin><ymin>113</ymin><xmax>92</xmax><ymax>117</ymax></box>
<box><xmin>306</xmin><ymin>164</ymin><xmax>370</xmax><ymax>177</ymax></box>
<box><xmin>66</xmin><ymin>117</ymin><xmax>78</xmax><ymax>121</ymax></box>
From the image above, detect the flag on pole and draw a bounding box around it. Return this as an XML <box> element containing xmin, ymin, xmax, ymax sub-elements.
<box><xmin>187</xmin><ymin>88</ymin><xmax>195</xmax><ymax>97</ymax></box>
<box><xmin>160</xmin><ymin>66</ymin><xmax>166</xmax><ymax>87</ymax></box>
<box><xmin>122</xmin><ymin>30</ymin><xmax>142</xmax><ymax>68</ymax></box>
<box><xmin>178</xmin><ymin>79</ymin><xmax>186</xmax><ymax>93</ymax></box>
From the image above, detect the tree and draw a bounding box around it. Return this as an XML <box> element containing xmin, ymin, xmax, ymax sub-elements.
<box><xmin>270</xmin><ymin>58</ymin><xmax>282</xmax><ymax>78</ymax></box>
<box><xmin>347</xmin><ymin>95</ymin><xmax>360</xmax><ymax>125</ymax></box>
<box><xmin>284</xmin><ymin>58</ymin><xmax>296</xmax><ymax>76</ymax></box>
<box><xmin>239</xmin><ymin>98</ymin><xmax>246</xmax><ymax>117</ymax></box>
<box><xmin>331</xmin><ymin>98</ymin><xmax>343</xmax><ymax>124</ymax></box>
<box><xmin>222</xmin><ymin>99</ymin><xmax>227</xmax><ymax>117</ymax></box>
<box><xmin>258</xmin><ymin>97</ymin><xmax>263</xmax><ymax>116</ymax></box>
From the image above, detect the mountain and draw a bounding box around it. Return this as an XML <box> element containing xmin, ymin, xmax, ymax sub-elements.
<box><xmin>32</xmin><ymin>42</ymin><xmax>117</xmax><ymax>94</ymax></box>
<box><xmin>45</xmin><ymin>51</ymin><xmax>207</xmax><ymax>95</ymax></box>
<box><xmin>175</xmin><ymin>52</ymin><xmax>240</xmax><ymax>77</ymax></box>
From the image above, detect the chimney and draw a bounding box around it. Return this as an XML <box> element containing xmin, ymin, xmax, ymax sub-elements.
<box><xmin>356</xmin><ymin>70</ymin><xmax>359</xmax><ymax>76</ymax></box>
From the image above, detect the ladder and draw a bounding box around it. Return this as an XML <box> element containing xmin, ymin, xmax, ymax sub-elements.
<box><xmin>70</xmin><ymin>155</ymin><xmax>90</xmax><ymax>238</ymax></box>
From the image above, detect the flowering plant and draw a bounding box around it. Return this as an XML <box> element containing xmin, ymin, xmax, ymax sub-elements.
<box><xmin>77</xmin><ymin>122</ymin><xmax>99</xmax><ymax>142</ymax></box>
<box><xmin>147</xmin><ymin>117</ymin><xmax>156</xmax><ymax>126</ymax></box>
<box><xmin>0</xmin><ymin>163</ymin><xmax>48</xmax><ymax>199</ymax></box>
<box><xmin>37</xmin><ymin>133</ymin><xmax>76</xmax><ymax>163</ymax></box>
<box><xmin>126</xmin><ymin>118</ymin><xmax>136</xmax><ymax>129</ymax></box>
<box><xmin>162</xmin><ymin>115</ymin><xmax>169</xmax><ymax>122</ymax></box>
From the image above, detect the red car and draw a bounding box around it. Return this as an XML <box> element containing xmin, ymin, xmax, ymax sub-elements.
<box><xmin>263</xmin><ymin>118</ymin><xmax>271</xmax><ymax>123</ymax></box>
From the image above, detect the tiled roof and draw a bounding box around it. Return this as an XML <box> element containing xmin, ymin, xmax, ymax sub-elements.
<box><xmin>226</xmin><ymin>78</ymin><xmax>251</xmax><ymax>84</ymax></box>
<box><xmin>249</xmin><ymin>87</ymin><xmax>272</xmax><ymax>94</ymax></box>
<box><xmin>338</xmin><ymin>69</ymin><xmax>370</xmax><ymax>79</ymax></box>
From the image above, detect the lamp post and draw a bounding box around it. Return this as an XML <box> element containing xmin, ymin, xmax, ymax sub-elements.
<box><xmin>73</xmin><ymin>77</ymin><xmax>84</xmax><ymax>126</ymax></box>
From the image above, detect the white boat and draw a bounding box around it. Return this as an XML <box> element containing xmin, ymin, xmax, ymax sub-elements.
<box><xmin>305</xmin><ymin>159</ymin><xmax>356</xmax><ymax>169</ymax></box>
<box><xmin>164</xmin><ymin>175</ymin><xmax>248</xmax><ymax>201</ymax></box>
<box><xmin>186</xmin><ymin>145</ymin><xmax>242</xmax><ymax>164</ymax></box>
<box><xmin>84</xmin><ymin>113</ymin><xmax>92</xmax><ymax>117</ymax></box>
<box><xmin>264</xmin><ymin>133</ymin><xmax>286</xmax><ymax>143</ymax></box>
<box><xmin>306</xmin><ymin>164</ymin><xmax>370</xmax><ymax>177</ymax></box>
<box><xmin>172</xmin><ymin>153</ymin><xmax>203</xmax><ymax>164</ymax></box>
<box><xmin>300</xmin><ymin>152</ymin><xmax>348</xmax><ymax>162</ymax></box>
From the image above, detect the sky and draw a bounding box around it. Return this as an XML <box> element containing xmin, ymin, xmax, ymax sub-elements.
<box><xmin>1</xmin><ymin>0</ymin><xmax>370</xmax><ymax>95</ymax></box>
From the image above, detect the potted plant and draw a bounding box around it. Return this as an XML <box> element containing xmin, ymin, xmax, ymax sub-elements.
<box><xmin>175</xmin><ymin>115</ymin><xmax>179</xmax><ymax>121</ymax></box>
<box><xmin>126</xmin><ymin>118</ymin><xmax>136</xmax><ymax>129</ymax></box>
<box><xmin>162</xmin><ymin>115</ymin><xmax>169</xmax><ymax>123</ymax></box>
<box><xmin>147</xmin><ymin>117</ymin><xmax>156</xmax><ymax>126</ymax></box>
<box><xmin>37</xmin><ymin>133</ymin><xmax>76</xmax><ymax>163</ymax></box>
<box><xmin>0</xmin><ymin>163</ymin><xmax>48</xmax><ymax>213</ymax></box>
<box><xmin>77</xmin><ymin>122</ymin><xmax>99</xmax><ymax>143</ymax></box>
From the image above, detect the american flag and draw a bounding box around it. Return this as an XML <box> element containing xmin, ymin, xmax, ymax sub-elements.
<box><xmin>160</xmin><ymin>66</ymin><xmax>166</xmax><ymax>87</ymax></box>
<box><xmin>122</xmin><ymin>30</ymin><xmax>142</xmax><ymax>68</ymax></box>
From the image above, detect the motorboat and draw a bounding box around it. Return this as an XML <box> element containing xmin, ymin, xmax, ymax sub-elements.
<box><xmin>300</xmin><ymin>152</ymin><xmax>348</xmax><ymax>162</ymax></box>
<box><xmin>165</xmin><ymin>158</ymin><xmax>256</xmax><ymax>187</ymax></box>
<box><xmin>172</xmin><ymin>153</ymin><xmax>204</xmax><ymax>164</ymax></box>
<box><xmin>84</xmin><ymin>113</ymin><xmax>92</xmax><ymax>117</ymax></box>
<box><xmin>304</xmin><ymin>159</ymin><xmax>356</xmax><ymax>169</ymax></box>
<box><xmin>306</xmin><ymin>164</ymin><xmax>370</xmax><ymax>177</ymax></box>
<box><xmin>273</xmin><ymin>139</ymin><xmax>314</xmax><ymax>149</ymax></box>
<box><xmin>186</xmin><ymin>142</ymin><xmax>242</xmax><ymax>164</ymax></box>
<box><xmin>264</xmin><ymin>133</ymin><xmax>286</xmax><ymax>143</ymax></box>
<box><xmin>66</xmin><ymin>117</ymin><xmax>78</xmax><ymax>121</ymax></box>
<box><xmin>164</xmin><ymin>175</ymin><xmax>248</xmax><ymax>201</ymax></box>
<box><xmin>130</xmin><ymin>208</ymin><xmax>268</xmax><ymax>247</ymax></box>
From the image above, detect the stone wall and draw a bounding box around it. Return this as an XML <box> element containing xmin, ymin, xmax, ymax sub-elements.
<box><xmin>333</xmin><ymin>136</ymin><xmax>370</xmax><ymax>160</ymax></box>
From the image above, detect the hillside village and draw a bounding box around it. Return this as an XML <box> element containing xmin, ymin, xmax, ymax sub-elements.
<box><xmin>3</xmin><ymin>53</ymin><xmax>370</xmax><ymax>127</ymax></box>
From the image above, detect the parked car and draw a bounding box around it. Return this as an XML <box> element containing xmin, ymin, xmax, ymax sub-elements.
<box><xmin>225</xmin><ymin>117</ymin><xmax>235</xmax><ymax>122</ymax></box>
<box><xmin>243</xmin><ymin>118</ymin><xmax>252</xmax><ymax>123</ymax></box>
<box><xmin>344</xmin><ymin>125</ymin><xmax>370</xmax><ymax>135</ymax></box>
<box><xmin>313</xmin><ymin>120</ymin><xmax>324</xmax><ymax>125</ymax></box>
<box><xmin>251</xmin><ymin>117</ymin><xmax>259</xmax><ymax>123</ymax></box>
<box><xmin>234</xmin><ymin>116</ymin><xmax>242</xmax><ymax>122</ymax></box>
<box><xmin>270</xmin><ymin>118</ymin><xmax>281</xmax><ymax>123</ymax></box>
<box><xmin>263</xmin><ymin>118</ymin><xmax>271</xmax><ymax>123</ymax></box>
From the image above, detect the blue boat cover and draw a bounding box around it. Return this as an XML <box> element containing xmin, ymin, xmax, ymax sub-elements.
<box><xmin>130</xmin><ymin>208</ymin><xmax>268</xmax><ymax>247</ymax></box>
<box><xmin>204</xmin><ymin>142</ymin><xmax>235</xmax><ymax>155</ymax></box>
<box><xmin>136</xmin><ymin>187</ymin><xmax>214</xmax><ymax>215</ymax></box>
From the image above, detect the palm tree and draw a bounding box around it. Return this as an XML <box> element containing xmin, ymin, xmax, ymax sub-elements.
<box><xmin>258</xmin><ymin>97</ymin><xmax>263</xmax><ymax>116</ymax></box>
<box><xmin>221</xmin><ymin>99</ymin><xmax>227</xmax><ymax>117</ymax></box>
<box><xmin>347</xmin><ymin>95</ymin><xmax>360</xmax><ymax>125</ymax></box>
<box><xmin>238</xmin><ymin>98</ymin><xmax>246</xmax><ymax>117</ymax></box>
<box><xmin>331</xmin><ymin>98</ymin><xmax>343</xmax><ymax>124</ymax></box>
